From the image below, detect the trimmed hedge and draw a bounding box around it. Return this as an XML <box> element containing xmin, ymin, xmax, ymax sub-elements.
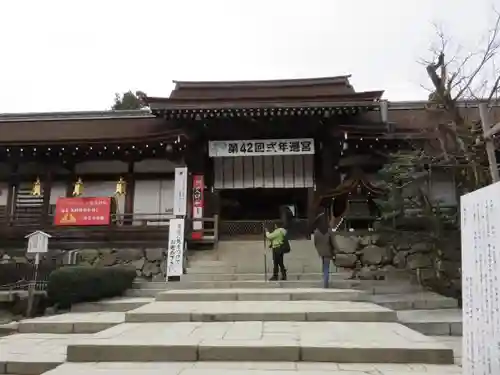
<box><xmin>47</xmin><ymin>266</ymin><xmax>136</xmax><ymax>309</ymax></box>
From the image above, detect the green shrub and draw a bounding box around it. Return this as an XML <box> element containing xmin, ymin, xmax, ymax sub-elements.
<box><xmin>47</xmin><ymin>265</ymin><xmax>136</xmax><ymax>309</ymax></box>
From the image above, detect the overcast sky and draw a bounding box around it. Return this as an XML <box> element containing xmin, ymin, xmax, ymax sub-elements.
<box><xmin>0</xmin><ymin>0</ymin><xmax>497</xmax><ymax>113</ymax></box>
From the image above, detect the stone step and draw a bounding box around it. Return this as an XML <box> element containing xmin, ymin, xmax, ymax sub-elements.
<box><xmin>155</xmin><ymin>288</ymin><xmax>368</xmax><ymax>302</ymax></box>
<box><xmin>0</xmin><ymin>322</ymin><xmax>17</xmax><ymax>337</ymax></box>
<box><xmin>0</xmin><ymin>332</ymin><xmax>90</xmax><ymax>375</ymax></box>
<box><xmin>125</xmin><ymin>284</ymin><xmax>423</xmax><ymax>298</ymax></box>
<box><xmin>125</xmin><ymin>301</ymin><xmax>396</xmax><ymax>323</ymax></box>
<box><xmin>370</xmin><ymin>293</ymin><xmax>459</xmax><ymax>310</ymax></box>
<box><xmin>17</xmin><ymin>312</ymin><xmax>125</xmax><ymax>334</ymax></box>
<box><xmin>187</xmin><ymin>264</ymin><xmax>334</xmax><ymax>274</ymax></box>
<box><xmin>71</xmin><ymin>297</ymin><xmax>154</xmax><ymax>313</ymax></box>
<box><xmin>181</xmin><ymin>272</ymin><xmax>349</xmax><ymax>282</ymax></box>
<box><xmin>130</xmin><ymin>280</ymin><xmax>423</xmax><ymax>295</ymax></box>
<box><xmin>65</xmin><ymin>321</ymin><xmax>454</xmax><ymax>364</ymax></box>
<box><xmin>397</xmin><ymin>309</ymin><xmax>462</xmax><ymax>336</ymax></box>
<box><xmin>37</xmin><ymin>361</ymin><xmax>464</xmax><ymax>375</ymax></box>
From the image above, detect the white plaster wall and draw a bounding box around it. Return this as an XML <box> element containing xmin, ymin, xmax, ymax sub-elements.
<box><xmin>0</xmin><ymin>182</ymin><xmax>8</xmax><ymax>206</ymax></box>
<box><xmin>134</xmin><ymin>159</ymin><xmax>179</xmax><ymax>173</ymax></box>
<box><xmin>81</xmin><ymin>181</ymin><xmax>125</xmax><ymax>213</ymax></box>
<box><xmin>133</xmin><ymin>180</ymin><xmax>175</xmax><ymax>222</ymax></box>
<box><xmin>75</xmin><ymin>161</ymin><xmax>128</xmax><ymax>174</ymax></box>
<box><xmin>50</xmin><ymin>182</ymin><xmax>67</xmax><ymax>204</ymax></box>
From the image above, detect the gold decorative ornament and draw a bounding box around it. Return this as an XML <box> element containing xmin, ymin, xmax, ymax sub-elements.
<box><xmin>30</xmin><ymin>177</ymin><xmax>42</xmax><ymax>197</ymax></box>
<box><xmin>73</xmin><ymin>178</ymin><xmax>83</xmax><ymax>197</ymax></box>
<box><xmin>115</xmin><ymin>176</ymin><xmax>126</xmax><ymax>196</ymax></box>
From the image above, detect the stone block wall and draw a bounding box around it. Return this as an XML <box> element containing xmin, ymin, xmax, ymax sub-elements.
<box><xmin>334</xmin><ymin>231</ymin><xmax>461</xmax><ymax>300</ymax></box>
<box><xmin>0</xmin><ymin>230</ymin><xmax>462</xmax><ymax>299</ymax></box>
<box><xmin>0</xmin><ymin>248</ymin><xmax>167</xmax><ymax>282</ymax></box>
<box><xmin>77</xmin><ymin>249</ymin><xmax>167</xmax><ymax>281</ymax></box>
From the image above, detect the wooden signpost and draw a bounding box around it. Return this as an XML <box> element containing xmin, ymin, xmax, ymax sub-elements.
<box><xmin>25</xmin><ymin>231</ymin><xmax>51</xmax><ymax>317</ymax></box>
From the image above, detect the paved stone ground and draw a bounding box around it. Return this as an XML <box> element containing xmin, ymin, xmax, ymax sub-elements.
<box><xmin>70</xmin><ymin>297</ymin><xmax>154</xmax><ymax>313</ymax></box>
<box><xmin>125</xmin><ymin>301</ymin><xmax>396</xmax><ymax>322</ymax></box>
<box><xmin>38</xmin><ymin>361</ymin><xmax>462</xmax><ymax>375</ymax></box>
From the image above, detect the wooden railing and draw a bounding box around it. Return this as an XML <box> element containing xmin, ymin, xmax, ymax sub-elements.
<box><xmin>0</xmin><ymin>207</ymin><xmax>219</xmax><ymax>248</ymax></box>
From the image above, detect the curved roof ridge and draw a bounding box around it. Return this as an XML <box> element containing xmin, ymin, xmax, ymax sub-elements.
<box><xmin>173</xmin><ymin>76</ymin><xmax>352</xmax><ymax>89</ymax></box>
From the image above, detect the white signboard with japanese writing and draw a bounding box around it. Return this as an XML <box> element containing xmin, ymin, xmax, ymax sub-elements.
<box><xmin>167</xmin><ymin>218</ymin><xmax>185</xmax><ymax>277</ymax></box>
<box><xmin>461</xmin><ymin>182</ymin><xmax>500</xmax><ymax>375</ymax></box>
<box><xmin>208</xmin><ymin>138</ymin><xmax>314</xmax><ymax>157</ymax></box>
<box><xmin>26</xmin><ymin>231</ymin><xmax>51</xmax><ymax>254</ymax></box>
<box><xmin>173</xmin><ymin>167</ymin><xmax>188</xmax><ymax>216</ymax></box>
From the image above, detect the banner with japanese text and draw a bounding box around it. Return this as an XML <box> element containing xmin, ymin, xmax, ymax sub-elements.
<box><xmin>191</xmin><ymin>175</ymin><xmax>204</xmax><ymax>239</ymax></box>
<box><xmin>173</xmin><ymin>167</ymin><xmax>188</xmax><ymax>216</ymax></box>
<box><xmin>208</xmin><ymin>138</ymin><xmax>315</xmax><ymax>157</ymax></box>
<box><xmin>54</xmin><ymin>197</ymin><xmax>112</xmax><ymax>226</ymax></box>
<box><xmin>167</xmin><ymin>218</ymin><xmax>185</xmax><ymax>277</ymax></box>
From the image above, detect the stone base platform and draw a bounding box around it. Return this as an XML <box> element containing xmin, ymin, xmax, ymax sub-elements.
<box><xmin>66</xmin><ymin>321</ymin><xmax>454</xmax><ymax>364</ymax></box>
<box><xmin>70</xmin><ymin>297</ymin><xmax>154</xmax><ymax>313</ymax></box>
<box><xmin>41</xmin><ymin>361</ymin><xmax>462</xmax><ymax>375</ymax></box>
<box><xmin>18</xmin><ymin>312</ymin><xmax>125</xmax><ymax>334</ymax></box>
<box><xmin>156</xmin><ymin>288</ymin><xmax>367</xmax><ymax>302</ymax></box>
<box><xmin>398</xmin><ymin>309</ymin><xmax>462</xmax><ymax>336</ymax></box>
<box><xmin>125</xmin><ymin>301</ymin><xmax>396</xmax><ymax>323</ymax></box>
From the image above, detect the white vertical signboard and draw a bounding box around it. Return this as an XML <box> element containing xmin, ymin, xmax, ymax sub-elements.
<box><xmin>166</xmin><ymin>218</ymin><xmax>185</xmax><ymax>277</ymax></box>
<box><xmin>461</xmin><ymin>182</ymin><xmax>500</xmax><ymax>375</ymax></box>
<box><xmin>173</xmin><ymin>167</ymin><xmax>188</xmax><ymax>216</ymax></box>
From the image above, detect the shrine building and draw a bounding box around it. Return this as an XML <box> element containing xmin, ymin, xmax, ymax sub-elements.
<box><xmin>0</xmin><ymin>76</ymin><xmax>491</xmax><ymax>248</ymax></box>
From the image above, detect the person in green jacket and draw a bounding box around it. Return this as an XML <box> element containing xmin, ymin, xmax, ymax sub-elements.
<box><xmin>266</xmin><ymin>222</ymin><xmax>288</xmax><ymax>281</ymax></box>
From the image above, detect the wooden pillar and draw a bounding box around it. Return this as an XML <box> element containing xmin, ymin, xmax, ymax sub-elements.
<box><xmin>124</xmin><ymin>161</ymin><xmax>135</xmax><ymax>225</ymax></box>
<box><xmin>65</xmin><ymin>164</ymin><xmax>76</xmax><ymax>198</ymax></box>
<box><xmin>41</xmin><ymin>169</ymin><xmax>53</xmax><ymax>224</ymax></box>
<box><xmin>306</xmin><ymin>187</ymin><xmax>316</xmax><ymax>238</ymax></box>
<box><xmin>6</xmin><ymin>162</ymin><xmax>19</xmax><ymax>224</ymax></box>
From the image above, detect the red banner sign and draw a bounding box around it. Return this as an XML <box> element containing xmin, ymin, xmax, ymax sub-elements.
<box><xmin>191</xmin><ymin>175</ymin><xmax>204</xmax><ymax>240</ymax></box>
<box><xmin>54</xmin><ymin>197</ymin><xmax>112</xmax><ymax>226</ymax></box>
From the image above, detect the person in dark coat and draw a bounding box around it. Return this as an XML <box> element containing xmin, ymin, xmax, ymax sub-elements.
<box><xmin>312</xmin><ymin>213</ymin><xmax>339</xmax><ymax>288</ymax></box>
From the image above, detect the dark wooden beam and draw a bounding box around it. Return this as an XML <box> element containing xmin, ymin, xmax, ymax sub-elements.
<box><xmin>16</xmin><ymin>172</ymin><xmax>176</xmax><ymax>183</ymax></box>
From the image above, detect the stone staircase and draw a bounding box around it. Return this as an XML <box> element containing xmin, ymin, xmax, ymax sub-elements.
<box><xmin>0</xmin><ymin>240</ymin><xmax>462</xmax><ymax>374</ymax></box>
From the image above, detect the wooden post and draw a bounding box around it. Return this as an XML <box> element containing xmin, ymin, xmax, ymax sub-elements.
<box><xmin>479</xmin><ymin>103</ymin><xmax>500</xmax><ymax>183</ymax></box>
<box><xmin>41</xmin><ymin>170</ymin><xmax>53</xmax><ymax>224</ymax></box>
<box><xmin>6</xmin><ymin>163</ymin><xmax>18</xmax><ymax>224</ymax></box>
<box><xmin>124</xmin><ymin>161</ymin><xmax>135</xmax><ymax>225</ymax></box>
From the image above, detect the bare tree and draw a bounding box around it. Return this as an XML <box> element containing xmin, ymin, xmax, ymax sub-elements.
<box><xmin>421</xmin><ymin>9</ymin><xmax>500</xmax><ymax>188</ymax></box>
<box><xmin>377</xmin><ymin>8</ymin><xmax>500</xmax><ymax>227</ymax></box>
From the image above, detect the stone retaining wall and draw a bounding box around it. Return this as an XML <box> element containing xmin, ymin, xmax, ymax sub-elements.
<box><xmin>334</xmin><ymin>231</ymin><xmax>461</xmax><ymax>299</ymax></box>
<box><xmin>0</xmin><ymin>230</ymin><xmax>461</xmax><ymax>298</ymax></box>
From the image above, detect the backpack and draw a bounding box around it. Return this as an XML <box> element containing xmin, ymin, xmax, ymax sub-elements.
<box><xmin>281</xmin><ymin>232</ymin><xmax>291</xmax><ymax>253</ymax></box>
